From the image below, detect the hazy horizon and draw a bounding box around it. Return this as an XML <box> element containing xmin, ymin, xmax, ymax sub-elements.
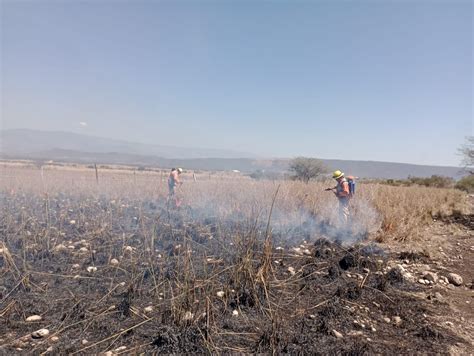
<box><xmin>2</xmin><ymin>1</ymin><xmax>472</xmax><ymax>166</ymax></box>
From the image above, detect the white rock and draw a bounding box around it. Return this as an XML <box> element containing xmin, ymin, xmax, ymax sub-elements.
<box><xmin>447</xmin><ymin>273</ymin><xmax>463</xmax><ymax>286</ymax></box>
<box><xmin>288</xmin><ymin>267</ymin><xmax>296</xmax><ymax>275</ymax></box>
<box><xmin>232</xmin><ymin>310</ymin><xmax>239</xmax><ymax>316</ymax></box>
<box><xmin>418</xmin><ymin>279</ymin><xmax>426</xmax><ymax>285</ymax></box>
<box><xmin>115</xmin><ymin>346</ymin><xmax>127</xmax><ymax>352</ymax></box>
<box><xmin>69</xmin><ymin>220</ymin><xmax>76</xmax><ymax>225</ymax></box>
<box><xmin>26</xmin><ymin>315</ymin><xmax>42</xmax><ymax>322</ymax></box>
<box><xmin>72</xmin><ymin>264</ymin><xmax>80</xmax><ymax>269</ymax></box>
<box><xmin>50</xmin><ymin>336</ymin><xmax>59</xmax><ymax>342</ymax></box>
<box><xmin>110</xmin><ymin>258</ymin><xmax>119</xmax><ymax>266</ymax></box>
<box><xmin>53</xmin><ymin>244</ymin><xmax>68</xmax><ymax>252</ymax></box>
<box><xmin>303</xmin><ymin>249</ymin><xmax>312</xmax><ymax>256</ymax></box>
<box><xmin>86</xmin><ymin>266</ymin><xmax>97</xmax><ymax>273</ymax></box>
<box><xmin>123</xmin><ymin>246</ymin><xmax>133</xmax><ymax>253</ymax></box>
<box><xmin>216</xmin><ymin>291</ymin><xmax>225</xmax><ymax>298</ymax></box>
<box><xmin>68</xmin><ymin>245</ymin><xmax>75</xmax><ymax>250</ymax></box>
<box><xmin>292</xmin><ymin>247</ymin><xmax>302</xmax><ymax>254</ymax></box>
<box><xmin>31</xmin><ymin>329</ymin><xmax>49</xmax><ymax>339</ymax></box>
<box><xmin>78</xmin><ymin>247</ymin><xmax>88</xmax><ymax>253</ymax></box>
<box><xmin>393</xmin><ymin>265</ymin><xmax>405</xmax><ymax>273</ymax></box>
<box><xmin>81</xmin><ymin>339</ymin><xmax>88</xmax><ymax>345</ymax></box>
<box><xmin>332</xmin><ymin>329</ymin><xmax>343</xmax><ymax>338</ymax></box>
<box><xmin>144</xmin><ymin>306</ymin><xmax>154</xmax><ymax>313</ymax></box>
<box><xmin>383</xmin><ymin>317</ymin><xmax>391</xmax><ymax>323</ymax></box>
<box><xmin>183</xmin><ymin>311</ymin><xmax>194</xmax><ymax>321</ymax></box>
<box><xmin>422</xmin><ymin>271</ymin><xmax>438</xmax><ymax>283</ymax></box>
<box><xmin>393</xmin><ymin>316</ymin><xmax>402</xmax><ymax>325</ymax></box>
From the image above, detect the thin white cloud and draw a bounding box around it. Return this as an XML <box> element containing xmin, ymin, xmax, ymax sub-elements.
<box><xmin>79</xmin><ymin>122</ymin><xmax>88</xmax><ymax>127</ymax></box>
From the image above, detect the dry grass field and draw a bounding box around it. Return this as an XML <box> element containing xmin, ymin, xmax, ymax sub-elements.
<box><xmin>0</xmin><ymin>163</ymin><xmax>472</xmax><ymax>354</ymax></box>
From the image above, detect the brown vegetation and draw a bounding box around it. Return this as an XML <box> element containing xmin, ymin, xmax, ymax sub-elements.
<box><xmin>0</xmin><ymin>165</ymin><xmax>470</xmax><ymax>354</ymax></box>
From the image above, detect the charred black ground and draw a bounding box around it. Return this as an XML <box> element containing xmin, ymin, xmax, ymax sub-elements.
<box><xmin>0</xmin><ymin>194</ymin><xmax>468</xmax><ymax>354</ymax></box>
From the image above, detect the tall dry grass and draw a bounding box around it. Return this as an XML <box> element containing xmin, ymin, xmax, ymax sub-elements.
<box><xmin>0</xmin><ymin>164</ymin><xmax>468</xmax><ymax>242</ymax></box>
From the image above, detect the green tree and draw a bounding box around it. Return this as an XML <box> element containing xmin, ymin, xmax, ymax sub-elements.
<box><xmin>289</xmin><ymin>157</ymin><xmax>328</xmax><ymax>183</ymax></box>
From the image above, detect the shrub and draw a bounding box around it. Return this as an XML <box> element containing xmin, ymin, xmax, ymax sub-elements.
<box><xmin>455</xmin><ymin>175</ymin><xmax>474</xmax><ymax>193</ymax></box>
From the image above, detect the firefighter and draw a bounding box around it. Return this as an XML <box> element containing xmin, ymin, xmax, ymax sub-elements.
<box><xmin>168</xmin><ymin>168</ymin><xmax>183</xmax><ymax>207</ymax></box>
<box><xmin>327</xmin><ymin>170</ymin><xmax>351</xmax><ymax>225</ymax></box>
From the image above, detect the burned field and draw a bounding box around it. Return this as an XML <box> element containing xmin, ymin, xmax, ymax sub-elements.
<box><xmin>1</xmin><ymin>190</ymin><xmax>469</xmax><ymax>355</ymax></box>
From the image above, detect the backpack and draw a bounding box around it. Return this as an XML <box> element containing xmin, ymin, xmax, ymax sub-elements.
<box><xmin>346</xmin><ymin>176</ymin><xmax>356</xmax><ymax>196</ymax></box>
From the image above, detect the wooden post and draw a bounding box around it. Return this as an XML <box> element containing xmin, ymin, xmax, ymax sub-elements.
<box><xmin>94</xmin><ymin>163</ymin><xmax>99</xmax><ymax>184</ymax></box>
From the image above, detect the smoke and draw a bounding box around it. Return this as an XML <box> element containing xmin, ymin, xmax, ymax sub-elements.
<box><xmin>172</xmin><ymin>182</ymin><xmax>382</xmax><ymax>247</ymax></box>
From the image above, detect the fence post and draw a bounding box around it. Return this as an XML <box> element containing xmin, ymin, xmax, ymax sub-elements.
<box><xmin>94</xmin><ymin>163</ymin><xmax>99</xmax><ymax>184</ymax></box>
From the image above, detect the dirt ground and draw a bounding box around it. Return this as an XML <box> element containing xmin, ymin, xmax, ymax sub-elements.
<box><xmin>0</xmin><ymin>193</ymin><xmax>473</xmax><ymax>355</ymax></box>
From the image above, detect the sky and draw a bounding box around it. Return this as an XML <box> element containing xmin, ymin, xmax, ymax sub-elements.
<box><xmin>1</xmin><ymin>0</ymin><xmax>472</xmax><ymax>166</ymax></box>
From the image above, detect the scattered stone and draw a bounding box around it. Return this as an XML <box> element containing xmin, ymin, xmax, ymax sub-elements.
<box><xmin>303</xmin><ymin>249</ymin><xmax>312</xmax><ymax>256</ymax></box>
<box><xmin>86</xmin><ymin>266</ymin><xmax>97</xmax><ymax>273</ymax></box>
<box><xmin>434</xmin><ymin>292</ymin><xmax>444</xmax><ymax>301</ymax></box>
<box><xmin>309</xmin><ymin>314</ymin><xmax>316</xmax><ymax>319</ymax></box>
<box><xmin>422</xmin><ymin>271</ymin><xmax>438</xmax><ymax>283</ymax></box>
<box><xmin>332</xmin><ymin>330</ymin><xmax>343</xmax><ymax>339</ymax></box>
<box><xmin>445</xmin><ymin>321</ymin><xmax>454</xmax><ymax>327</ymax></box>
<box><xmin>53</xmin><ymin>244</ymin><xmax>68</xmax><ymax>252</ymax></box>
<box><xmin>288</xmin><ymin>267</ymin><xmax>296</xmax><ymax>275</ymax></box>
<box><xmin>383</xmin><ymin>317</ymin><xmax>391</xmax><ymax>323</ymax></box>
<box><xmin>348</xmin><ymin>331</ymin><xmax>364</xmax><ymax>336</ymax></box>
<box><xmin>72</xmin><ymin>264</ymin><xmax>80</xmax><ymax>269</ymax></box>
<box><xmin>123</xmin><ymin>246</ymin><xmax>133</xmax><ymax>253</ymax></box>
<box><xmin>393</xmin><ymin>316</ymin><xmax>402</xmax><ymax>325</ymax></box>
<box><xmin>403</xmin><ymin>272</ymin><xmax>415</xmax><ymax>282</ymax></box>
<box><xmin>110</xmin><ymin>258</ymin><xmax>119</xmax><ymax>266</ymax></box>
<box><xmin>26</xmin><ymin>315</ymin><xmax>42</xmax><ymax>322</ymax></box>
<box><xmin>81</xmin><ymin>339</ymin><xmax>88</xmax><ymax>345</ymax></box>
<box><xmin>363</xmin><ymin>268</ymin><xmax>370</xmax><ymax>273</ymax></box>
<box><xmin>144</xmin><ymin>306</ymin><xmax>153</xmax><ymax>313</ymax></box>
<box><xmin>78</xmin><ymin>247</ymin><xmax>88</xmax><ymax>253</ymax></box>
<box><xmin>216</xmin><ymin>291</ymin><xmax>225</xmax><ymax>298</ymax></box>
<box><xmin>393</xmin><ymin>265</ymin><xmax>405</xmax><ymax>273</ymax></box>
<box><xmin>371</xmin><ymin>327</ymin><xmax>376</xmax><ymax>332</ymax></box>
<box><xmin>68</xmin><ymin>245</ymin><xmax>75</xmax><ymax>250</ymax></box>
<box><xmin>183</xmin><ymin>311</ymin><xmax>194</xmax><ymax>321</ymax></box>
<box><xmin>418</xmin><ymin>279</ymin><xmax>426</xmax><ymax>285</ymax></box>
<box><xmin>232</xmin><ymin>310</ymin><xmax>239</xmax><ymax>316</ymax></box>
<box><xmin>292</xmin><ymin>247</ymin><xmax>302</xmax><ymax>254</ymax></box>
<box><xmin>50</xmin><ymin>336</ymin><xmax>59</xmax><ymax>342</ymax></box>
<box><xmin>69</xmin><ymin>220</ymin><xmax>76</xmax><ymax>225</ymax></box>
<box><xmin>31</xmin><ymin>329</ymin><xmax>49</xmax><ymax>339</ymax></box>
<box><xmin>447</xmin><ymin>273</ymin><xmax>463</xmax><ymax>286</ymax></box>
<box><xmin>114</xmin><ymin>346</ymin><xmax>127</xmax><ymax>352</ymax></box>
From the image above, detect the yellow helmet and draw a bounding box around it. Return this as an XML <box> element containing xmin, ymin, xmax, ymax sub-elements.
<box><xmin>332</xmin><ymin>170</ymin><xmax>344</xmax><ymax>179</ymax></box>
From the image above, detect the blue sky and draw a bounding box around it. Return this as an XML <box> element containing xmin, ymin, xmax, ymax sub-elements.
<box><xmin>1</xmin><ymin>0</ymin><xmax>472</xmax><ymax>166</ymax></box>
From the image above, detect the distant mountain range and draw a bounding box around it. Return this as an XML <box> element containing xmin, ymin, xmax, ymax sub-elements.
<box><xmin>0</xmin><ymin>129</ymin><xmax>466</xmax><ymax>179</ymax></box>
